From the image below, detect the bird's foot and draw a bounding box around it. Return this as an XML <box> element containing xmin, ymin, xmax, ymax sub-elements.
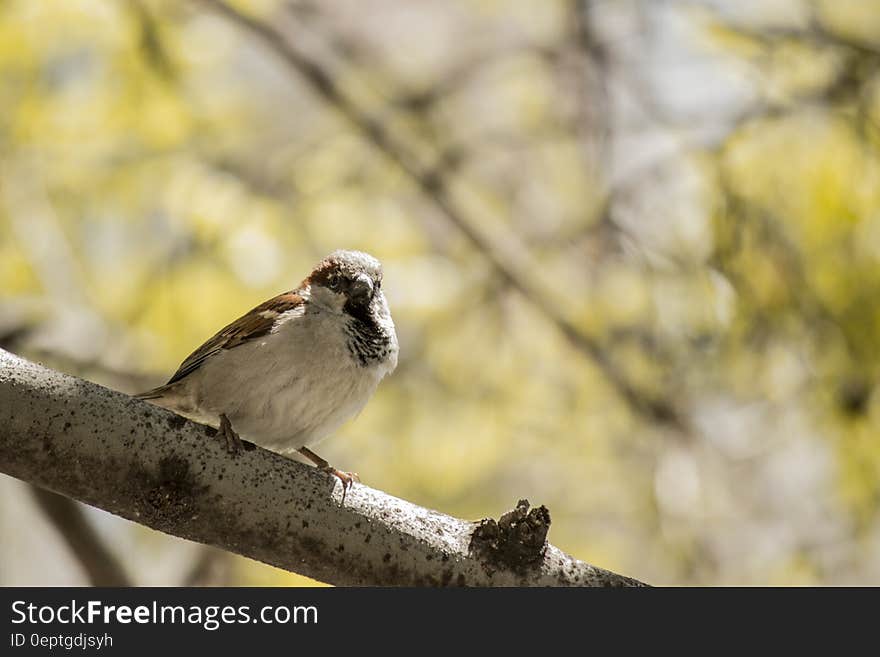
<box><xmin>298</xmin><ymin>446</ymin><xmax>359</xmax><ymax>505</ymax></box>
<box><xmin>219</xmin><ymin>413</ymin><xmax>244</xmax><ymax>456</ymax></box>
<box><xmin>321</xmin><ymin>466</ymin><xmax>359</xmax><ymax>505</ymax></box>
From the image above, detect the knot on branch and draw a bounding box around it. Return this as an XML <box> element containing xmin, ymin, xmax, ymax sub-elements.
<box><xmin>469</xmin><ymin>499</ymin><xmax>550</xmax><ymax>573</ymax></box>
<box><xmin>134</xmin><ymin>455</ymin><xmax>205</xmax><ymax>528</ymax></box>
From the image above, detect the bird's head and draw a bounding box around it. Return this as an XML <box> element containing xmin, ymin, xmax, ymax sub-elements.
<box><xmin>306</xmin><ymin>250</ymin><xmax>387</xmax><ymax>319</ymax></box>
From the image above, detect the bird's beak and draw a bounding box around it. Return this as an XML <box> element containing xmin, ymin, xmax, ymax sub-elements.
<box><xmin>349</xmin><ymin>272</ymin><xmax>374</xmax><ymax>303</ymax></box>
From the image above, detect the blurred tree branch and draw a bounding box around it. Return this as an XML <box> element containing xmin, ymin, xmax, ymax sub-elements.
<box><xmin>29</xmin><ymin>486</ymin><xmax>132</xmax><ymax>586</ymax></box>
<box><xmin>199</xmin><ymin>0</ymin><xmax>686</xmax><ymax>429</ymax></box>
<box><xmin>182</xmin><ymin>546</ymin><xmax>233</xmax><ymax>586</ymax></box>
<box><xmin>0</xmin><ymin>349</ymin><xmax>646</xmax><ymax>587</ymax></box>
<box><xmin>127</xmin><ymin>0</ymin><xmax>177</xmax><ymax>81</ymax></box>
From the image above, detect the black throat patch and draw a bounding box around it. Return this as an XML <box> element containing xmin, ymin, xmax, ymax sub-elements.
<box><xmin>343</xmin><ymin>300</ymin><xmax>393</xmax><ymax>367</ymax></box>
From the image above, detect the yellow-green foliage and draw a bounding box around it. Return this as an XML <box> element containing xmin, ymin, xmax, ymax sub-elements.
<box><xmin>2</xmin><ymin>0</ymin><xmax>880</xmax><ymax>585</ymax></box>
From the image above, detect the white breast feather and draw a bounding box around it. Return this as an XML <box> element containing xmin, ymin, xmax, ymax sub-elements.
<box><xmin>168</xmin><ymin>305</ymin><xmax>395</xmax><ymax>454</ymax></box>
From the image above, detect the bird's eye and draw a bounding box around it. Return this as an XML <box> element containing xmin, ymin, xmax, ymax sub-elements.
<box><xmin>328</xmin><ymin>273</ymin><xmax>341</xmax><ymax>290</ymax></box>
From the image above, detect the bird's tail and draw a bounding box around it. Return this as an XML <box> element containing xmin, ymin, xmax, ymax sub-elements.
<box><xmin>133</xmin><ymin>384</ymin><xmax>174</xmax><ymax>401</ymax></box>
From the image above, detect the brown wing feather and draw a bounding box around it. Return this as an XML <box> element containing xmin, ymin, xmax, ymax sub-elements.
<box><xmin>164</xmin><ymin>291</ymin><xmax>305</xmax><ymax>385</ymax></box>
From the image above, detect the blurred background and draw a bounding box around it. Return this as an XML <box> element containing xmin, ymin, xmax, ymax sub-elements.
<box><xmin>1</xmin><ymin>0</ymin><xmax>879</xmax><ymax>586</ymax></box>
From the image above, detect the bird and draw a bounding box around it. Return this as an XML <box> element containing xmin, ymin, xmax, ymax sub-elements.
<box><xmin>136</xmin><ymin>249</ymin><xmax>399</xmax><ymax>502</ymax></box>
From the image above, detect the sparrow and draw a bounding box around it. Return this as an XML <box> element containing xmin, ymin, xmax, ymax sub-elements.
<box><xmin>136</xmin><ymin>250</ymin><xmax>399</xmax><ymax>501</ymax></box>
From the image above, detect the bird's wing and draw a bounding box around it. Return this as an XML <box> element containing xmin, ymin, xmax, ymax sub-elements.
<box><xmin>137</xmin><ymin>291</ymin><xmax>306</xmax><ymax>397</ymax></box>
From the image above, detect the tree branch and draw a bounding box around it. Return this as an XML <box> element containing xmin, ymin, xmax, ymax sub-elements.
<box><xmin>0</xmin><ymin>349</ymin><xmax>645</xmax><ymax>587</ymax></box>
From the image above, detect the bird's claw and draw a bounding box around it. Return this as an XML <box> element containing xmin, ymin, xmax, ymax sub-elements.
<box><xmin>219</xmin><ymin>414</ymin><xmax>243</xmax><ymax>456</ymax></box>
<box><xmin>323</xmin><ymin>467</ymin><xmax>359</xmax><ymax>505</ymax></box>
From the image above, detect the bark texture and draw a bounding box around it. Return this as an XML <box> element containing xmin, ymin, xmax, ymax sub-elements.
<box><xmin>0</xmin><ymin>349</ymin><xmax>646</xmax><ymax>587</ymax></box>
